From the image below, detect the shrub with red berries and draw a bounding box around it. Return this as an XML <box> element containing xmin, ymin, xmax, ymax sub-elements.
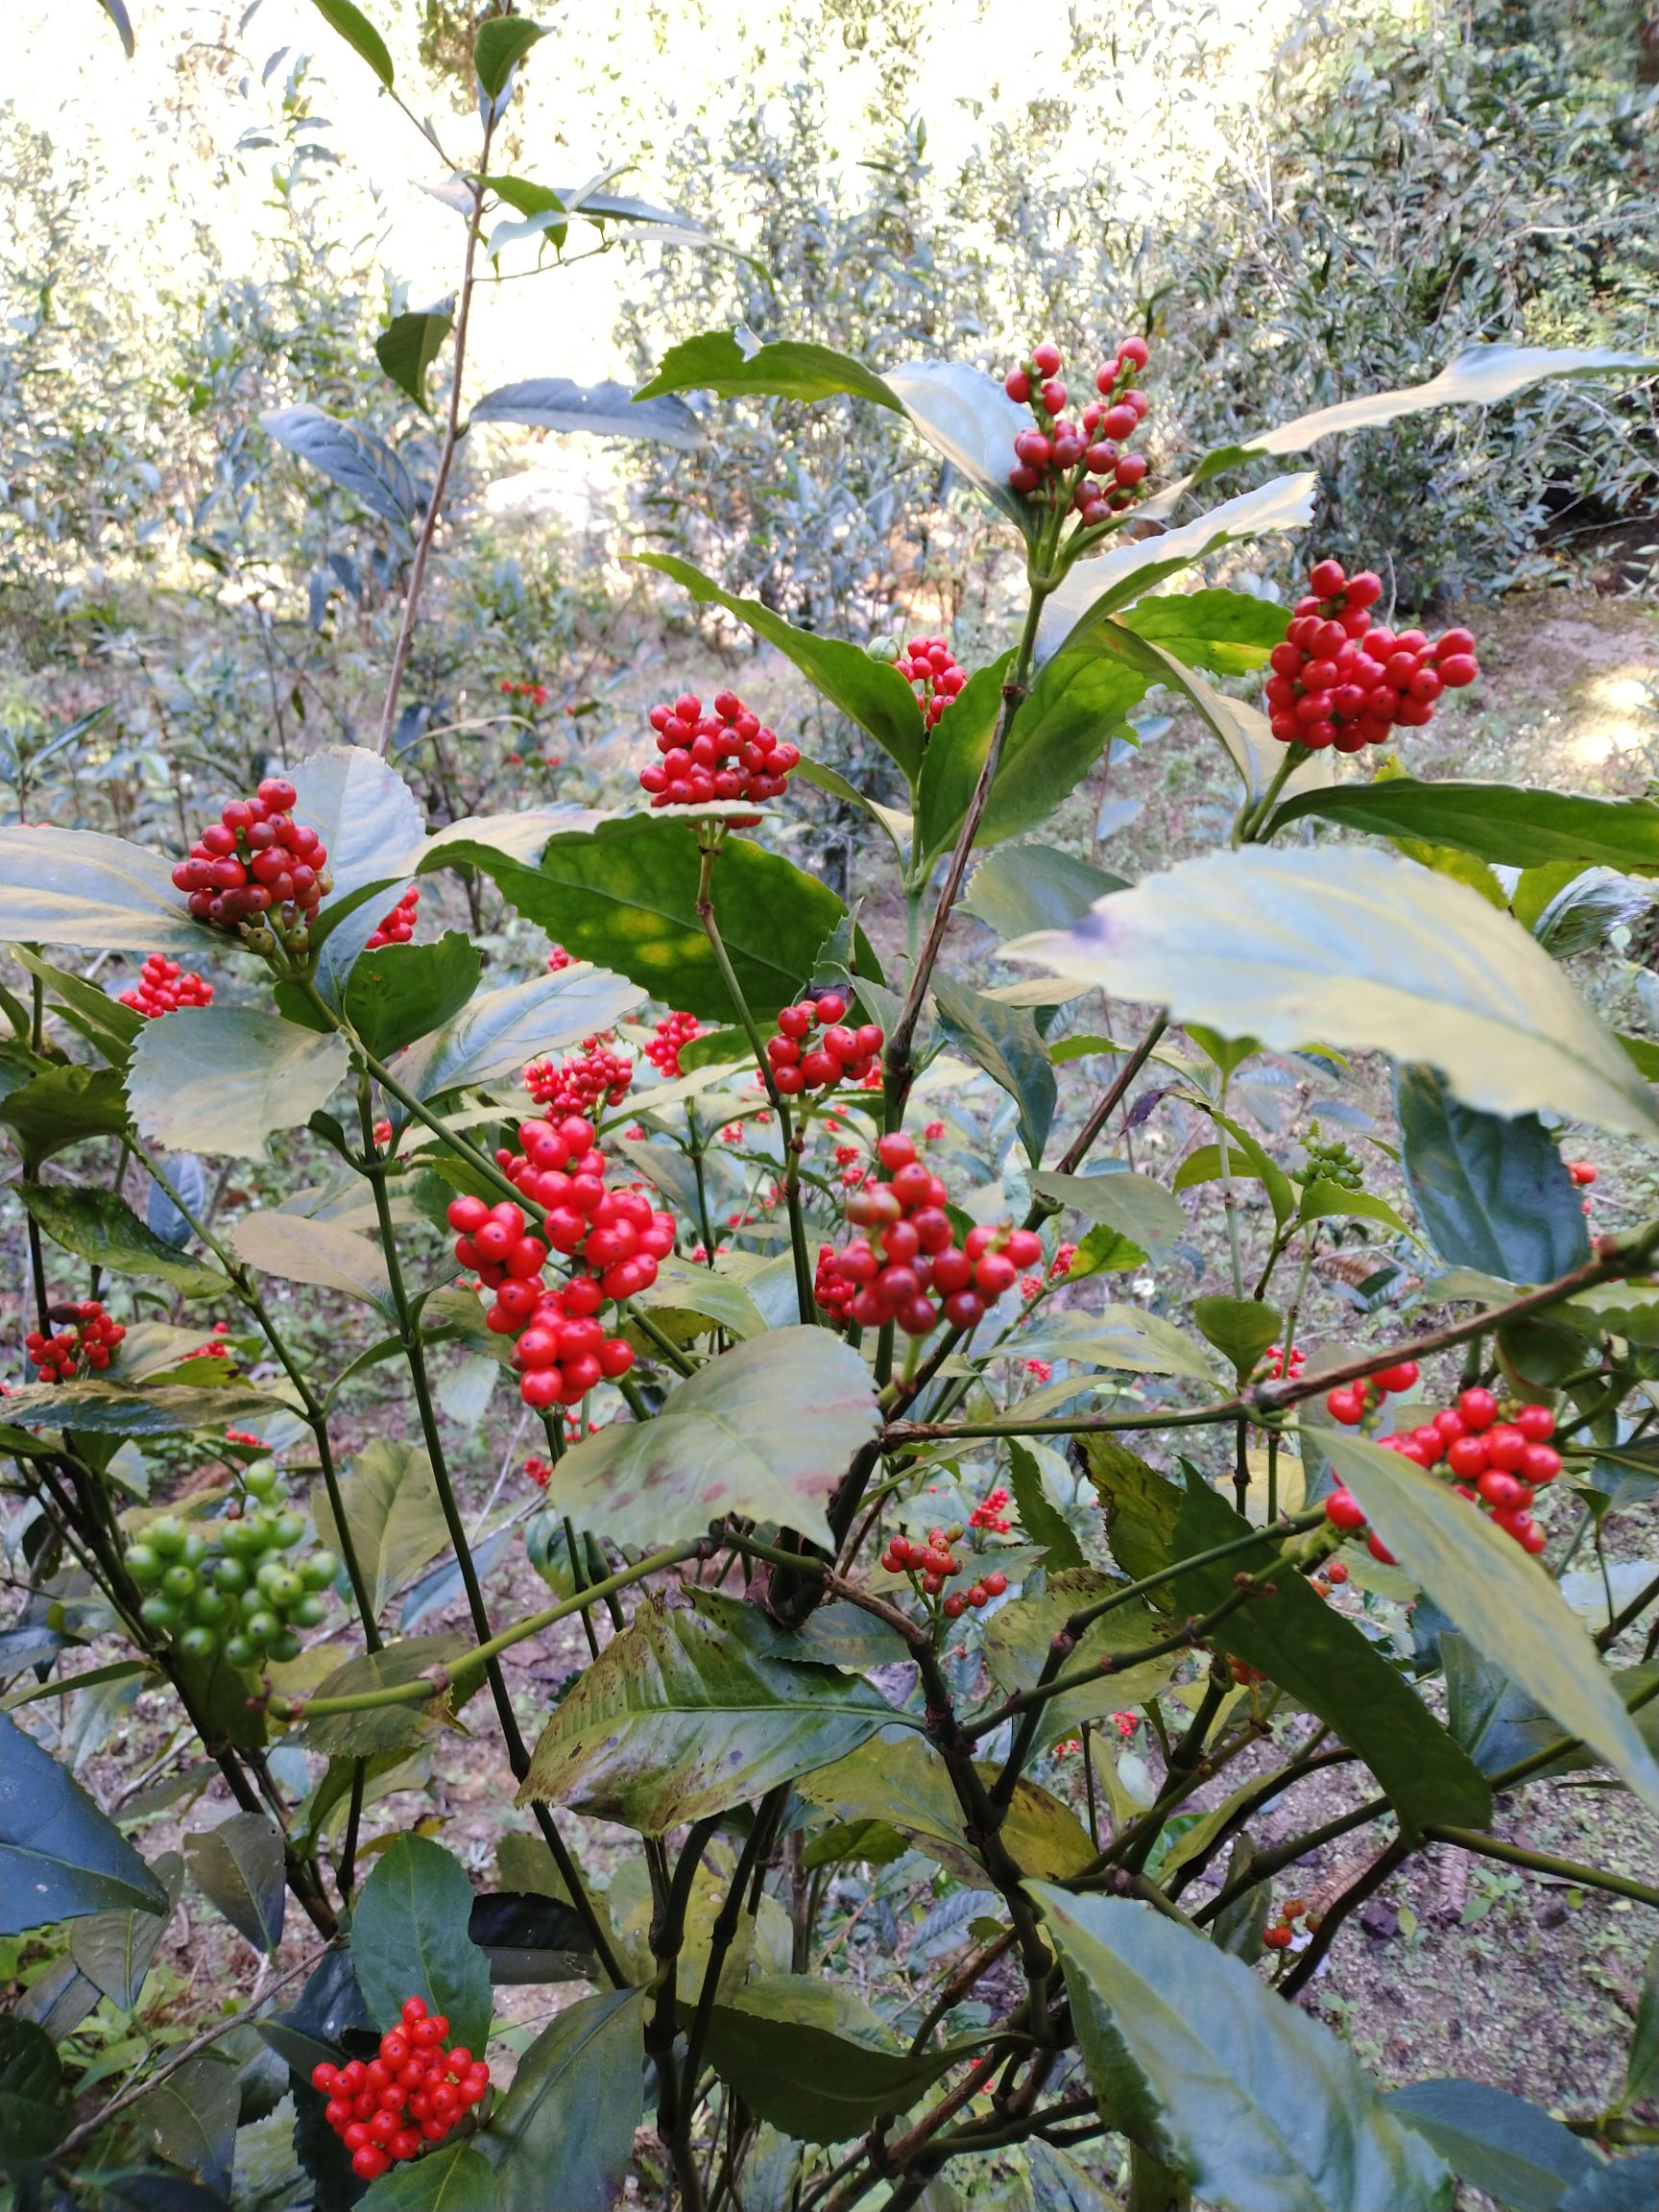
<box><xmin>1005</xmin><ymin>335</ymin><xmax>1152</xmax><ymax>527</ymax></box>
<box><xmin>643</xmin><ymin>1010</ymin><xmax>702</xmax><ymax>1077</ymax></box>
<box><xmin>118</xmin><ymin>954</ymin><xmax>213</xmax><ymax>1017</ymax></box>
<box><xmin>26</xmin><ymin>1301</ymin><xmax>125</xmax><ymax>1382</ymax></box>
<box><xmin>882</xmin><ymin>1523</ymin><xmax>1010</xmax><ymax>1617</ymax></box>
<box><xmin>895</xmin><ymin>636</ymin><xmax>967</xmax><ymax>730</ymax></box>
<box><xmin>1263</xmin><ymin>559</ymin><xmax>1479</xmax><ymax>753</ymax></box>
<box><xmin>818</xmin><ymin>1134</ymin><xmax>1045</xmax><ymax>1336</ymax></box>
<box><xmin>170</xmin><ymin>777</ymin><xmax>332</xmax><ymax>944</ymax></box>
<box><xmin>365</xmin><ymin>886</ymin><xmax>419</xmax><ymax>949</ymax></box>
<box><xmin>638</xmin><ymin>690</ymin><xmax>801</xmax><ymax>810</ymax></box>
<box><xmin>1326</xmin><ymin>1376</ymin><xmax>1560</xmax><ymax>1556</ymax></box>
<box><xmin>523</xmin><ymin>1034</ymin><xmax>634</xmax><ymax>1115</ymax></box>
<box><xmin>312</xmin><ymin>1996</ymin><xmax>490</xmax><ymax>2183</ymax></box>
<box><xmin>500</xmin><ymin>677</ymin><xmax>549</xmax><ymax>708</ymax></box>
<box><xmin>765</xmin><ymin>992</ymin><xmax>884</xmax><ymax>1096</ymax></box>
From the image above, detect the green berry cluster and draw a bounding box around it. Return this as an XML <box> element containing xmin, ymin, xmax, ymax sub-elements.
<box><xmin>1302</xmin><ymin>1125</ymin><xmax>1363</xmax><ymax>1190</ymax></box>
<box><xmin>123</xmin><ymin>1463</ymin><xmax>337</xmax><ymax>1672</ymax></box>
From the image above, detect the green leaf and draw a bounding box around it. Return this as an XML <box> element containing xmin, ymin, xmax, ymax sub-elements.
<box><xmin>313</xmin><ymin>1440</ymin><xmax>450</xmax><ymax>1622</ymax></box>
<box><xmin>1040</xmin><ymin>475</ymin><xmax>1319</xmax><ymax>658</ymax></box>
<box><xmin>695</xmin><ymin>1976</ymin><xmax>972</xmax><ymax>2145</ymax></box>
<box><xmin>883</xmin><ymin>359</ymin><xmax>1037</xmax><ymax>529</ymax></box>
<box><xmin>1012</xmin><ymin>846</ymin><xmax>1659</xmax><ymax>1138</ymax></box>
<box><xmin>306</xmin><ymin>0</ymin><xmax>395</xmax><ymax>84</ymax></box>
<box><xmin>360</xmin><ymin>2144</ymin><xmax>496</xmax><ymax>2211</ymax></box>
<box><xmin>1324</xmin><ymin>1431</ymin><xmax>1659</xmax><ymax>1816</ymax></box>
<box><xmin>262</xmin><ymin>406</ymin><xmax>417</xmax><ymax>527</ymax></box>
<box><xmin>127</xmin><ymin>1006</ymin><xmax>349</xmax><ymax>1157</ymax></box>
<box><xmin>1116</xmin><ymin>589</ymin><xmax>1288</xmax><ymax>676</ymax></box>
<box><xmin>1080</xmin><ymin>1439</ymin><xmax>1183</xmax><ymax>1584</ymax></box>
<box><xmin>1395</xmin><ymin>1064</ymin><xmax>1589</xmax><ymax>1282</ymax></box>
<box><xmin>637</xmin><ymin>554</ymin><xmax>926</xmax><ymax>787</ymax></box>
<box><xmin>983</xmin><ymin>1569</ymin><xmax>1180</xmax><ymax>1748</ymax></box>
<box><xmin>797</xmin><ymin>1734</ymin><xmax>1095</xmax><ymax>1887</ymax></box>
<box><xmin>974</xmin><ymin>651</ymin><xmax>1148</xmax><ymax>847</ymax></box>
<box><xmin>0</xmin><ymin>1381</ymin><xmax>280</xmax><ymax>1439</ymax></box>
<box><xmin>291</xmin><ymin>1634</ymin><xmax>487</xmax><ymax>1757</ymax></box>
<box><xmin>471</xmin><ymin>377</ymin><xmax>702</xmax><ymax>448</ymax></box>
<box><xmin>0</xmin><ymin>1716</ymin><xmax>169</xmax><ymax>1931</ymax></box>
<box><xmin>1174</xmin><ymin>1475</ymin><xmax>1491</xmax><ymax>1835</ymax></box>
<box><xmin>1007</xmin><ymin>1439</ymin><xmax>1086</xmax><ymax>1571</ymax></box>
<box><xmin>0</xmin><ymin>824</ymin><xmax>207</xmax><ymax>955</ymax></box>
<box><xmin>351</xmin><ymin>1836</ymin><xmax>493</xmax><ymax>2055</ymax></box>
<box><xmin>521</xmin><ymin>1587</ymin><xmax>907</xmax><ymax>1833</ymax></box>
<box><xmin>1030</xmin><ymin>1886</ymin><xmax>1451</xmax><ymax>2210</ymax></box>
<box><xmin>0</xmin><ymin>2016</ymin><xmax>68</xmax><ymax>2163</ymax></box>
<box><xmin>1066</xmin><ymin>1221</ymin><xmax>1149</xmax><ymax>1277</ymax></box>
<box><xmin>1297</xmin><ymin>1180</ymin><xmax>1410</xmax><ymax>1235</ymax></box>
<box><xmin>292</xmin><ymin>744</ymin><xmax>428</xmax><ymax>909</ymax></box>
<box><xmin>635</xmin><ymin>327</ymin><xmax>902</xmax><ymax>412</ymax></box>
<box><xmin>132</xmin><ymin>2050</ymin><xmax>239</xmax><ymax>2194</ymax></box>
<box><xmin>913</xmin><ymin>654</ymin><xmax>1017</xmax><ymax>858</ymax></box>
<box><xmin>634</xmin><ymin>1252</ymin><xmax>766</xmax><ymax>1340</ymax></box>
<box><xmin>183</xmin><ymin>1811</ymin><xmax>285</xmax><ymax>1954</ymax></box>
<box><xmin>543</xmin><ymin>1326</ymin><xmax>878</xmax><ymax>1551</ymax></box>
<box><xmin>483</xmin><ymin>1986</ymin><xmax>643</xmax><ymax>2209</ymax></box>
<box><xmin>1272</xmin><ymin>777</ymin><xmax>1659</xmax><ymax>872</ymax></box>
<box><xmin>67</xmin><ymin>1852</ymin><xmax>181</xmax><ymax>2011</ymax></box>
<box><xmin>1027</xmin><ymin>1169</ymin><xmax>1185</xmax><ymax>1257</ymax></box>
<box><xmin>963</xmin><ymin>846</ymin><xmax>1128</xmax><ymax>939</ymax></box>
<box><xmin>1194</xmin><ymin>343</ymin><xmax>1659</xmax><ymax>484</ymax></box>
<box><xmin>94</xmin><ymin>0</ymin><xmax>134</xmax><ymax>59</ymax></box>
<box><xmin>801</xmin><ymin>1817</ymin><xmax>910</xmax><ymax>1870</ymax></box>
<box><xmin>1384</xmin><ymin>2079</ymin><xmax>1599</xmax><ymax>2212</ymax></box>
<box><xmin>232</xmin><ymin>1208</ymin><xmax>395</xmax><ymax>1318</ymax></box>
<box><xmin>342</xmin><ymin>933</ymin><xmax>481</xmax><ymax>1060</ymax></box>
<box><xmin>395</xmin><ymin>965</ymin><xmax>640</xmax><ymax>1102</ymax></box>
<box><xmin>932</xmin><ymin>977</ymin><xmax>1055</xmax><ymax>1164</ymax></box>
<box><xmin>0</xmin><ymin>1059</ymin><xmax>131</xmax><ymax>1165</ymax></box>
<box><xmin>1010</xmin><ymin>1308</ymin><xmax>1215</xmax><ymax>1384</ymax></box>
<box><xmin>17</xmin><ymin>1183</ymin><xmax>222</xmax><ymax>1297</ymax></box>
<box><xmin>375</xmin><ymin>303</ymin><xmax>453</xmax><ymax>410</ymax></box>
<box><xmin>466</xmin><ymin>815</ymin><xmax>873</xmax><ymax>1025</ymax></box>
<box><xmin>12</xmin><ymin>947</ymin><xmax>143</xmax><ymax>1067</ymax></box>
<box><xmin>1628</xmin><ymin>1941</ymin><xmax>1659</xmax><ymax>2106</ymax></box>
<box><xmin>473</xmin><ymin>14</ymin><xmax>546</xmax><ymax>95</ymax></box>
<box><xmin>1191</xmin><ymin>1297</ymin><xmax>1284</xmax><ymax>1379</ymax></box>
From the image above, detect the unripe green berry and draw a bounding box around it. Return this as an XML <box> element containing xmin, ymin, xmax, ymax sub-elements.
<box><xmin>180</xmin><ymin>1531</ymin><xmax>207</xmax><ymax>1569</ymax></box>
<box><xmin>290</xmin><ymin>1595</ymin><xmax>326</xmax><ymax>1629</ymax></box>
<box><xmin>262</xmin><ymin>1567</ymin><xmax>304</xmax><ymax>1611</ymax></box>
<box><xmin>140</xmin><ymin>1596</ymin><xmax>180</xmax><ymax>1631</ymax></box>
<box><xmin>245</xmin><ymin>1609</ymin><xmax>281</xmax><ymax>1647</ymax></box>
<box><xmin>239</xmin><ymin>1588</ymin><xmax>267</xmax><ymax>1623</ymax></box>
<box><xmin>254</xmin><ymin>1559</ymin><xmax>288</xmax><ymax>1599</ymax></box>
<box><xmin>270</xmin><ymin>1629</ymin><xmax>301</xmax><ymax>1663</ymax></box>
<box><xmin>272</xmin><ymin>1512</ymin><xmax>304</xmax><ymax>1551</ymax></box>
<box><xmin>149</xmin><ymin>1516</ymin><xmax>186</xmax><ymax>1557</ymax></box>
<box><xmin>125</xmin><ymin>1544</ymin><xmax>162</xmax><ymax>1587</ymax></box>
<box><xmin>221</xmin><ymin>1520</ymin><xmax>256</xmax><ymax>1557</ymax></box>
<box><xmin>302</xmin><ymin>1551</ymin><xmax>340</xmax><ymax>1591</ymax></box>
<box><xmin>192</xmin><ymin>1587</ymin><xmax>231</xmax><ymax>1626</ymax></box>
<box><xmin>245</xmin><ymin>1464</ymin><xmax>279</xmax><ymax>1500</ymax></box>
<box><xmin>211</xmin><ymin>1556</ymin><xmax>250</xmax><ymax>1594</ymax></box>
<box><xmin>178</xmin><ymin>1624</ymin><xmax>219</xmax><ymax>1661</ymax></box>
<box><xmin>161</xmin><ymin>1565</ymin><xmax>198</xmax><ymax>1602</ymax></box>
<box><xmin>225</xmin><ymin>1634</ymin><xmax>256</xmax><ymax>1670</ymax></box>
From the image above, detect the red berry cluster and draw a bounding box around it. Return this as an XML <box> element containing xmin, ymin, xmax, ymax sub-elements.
<box><xmin>170</xmin><ymin>778</ymin><xmax>332</xmax><ymax>940</ymax></box>
<box><xmin>365</xmin><ymin>887</ymin><xmax>419</xmax><ymax>950</ymax></box>
<box><xmin>118</xmin><ymin>954</ymin><xmax>213</xmax><ymax>1018</ymax></box>
<box><xmin>765</xmin><ymin>992</ymin><xmax>884</xmax><ymax>1096</ymax></box>
<box><xmin>896</xmin><ymin>637</ymin><xmax>967</xmax><ymax>730</ymax></box>
<box><xmin>1005</xmin><ymin>336</ymin><xmax>1151</xmax><ymax>524</ymax></box>
<box><xmin>1567</xmin><ymin>1159</ymin><xmax>1598</xmax><ymax>1215</ymax></box>
<box><xmin>312</xmin><ymin>1998</ymin><xmax>490</xmax><ymax>2183</ymax></box>
<box><xmin>1326</xmin><ymin>1382</ymin><xmax>1560</xmax><ymax>1556</ymax></box>
<box><xmin>814</xmin><ymin>1243</ymin><xmax>857</xmax><ymax>1324</ymax></box>
<box><xmin>969</xmin><ymin>1484</ymin><xmax>1012</xmax><ymax>1534</ymax></box>
<box><xmin>638</xmin><ymin>691</ymin><xmax>801</xmax><ymax>809</ymax></box>
<box><xmin>499</xmin><ymin>678</ymin><xmax>549</xmax><ymax>707</ymax></box>
<box><xmin>1255</xmin><ymin>1341</ymin><xmax>1305</xmax><ymax>1383</ymax></box>
<box><xmin>546</xmin><ymin>945</ymin><xmax>573</xmax><ymax>973</ymax></box>
<box><xmin>1264</xmin><ymin>559</ymin><xmax>1479</xmax><ymax>753</ymax></box>
<box><xmin>881</xmin><ymin>1525</ymin><xmax>1008</xmax><ymax>1617</ymax></box>
<box><xmin>820</xmin><ymin>1135</ymin><xmax>1045</xmax><ymax>1336</ymax></box>
<box><xmin>1262</xmin><ymin>1897</ymin><xmax>1319</xmax><ymax>1953</ymax></box>
<box><xmin>644</xmin><ymin>1010</ymin><xmax>701</xmax><ymax>1078</ymax></box>
<box><xmin>27</xmin><ymin>1301</ymin><xmax>125</xmax><ymax>1382</ymax></box>
<box><xmin>523</xmin><ymin>1035</ymin><xmax>634</xmax><ymax>1116</ymax></box>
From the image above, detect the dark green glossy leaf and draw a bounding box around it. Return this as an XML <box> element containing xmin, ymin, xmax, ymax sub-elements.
<box><xmin>634</xmin><ymin>328</ymin><xmax>901</xmax><ymax>412</ymax></box>
<box><xmin>472</xmin><ymin>378</ymin><xmax>702</xmax><ymax>449</ymax></box>
<box><xmin>1385</xmin><ymin>2079</ymin><xmax>1598</xmax><ymax>2212</ymax></box>
<box><xmin>128</xmin><ymin>1006</ymin><xmax>349</xmax><ymax>1157</ymax></box>
<box><xmin>394</xmin><ymin>964</ymin><xmax>641</xmax><ymax>1103</ymax></box>
<box><xmin>1080</xmin><ymin>1438</ymin><xmax>1184</xmax><ymax>1586</ymax></box>
<box><xmin>522</xmin><ymin>1587</ymin><xmax>908</xmax><ymax>1833</ymax></box>
<box><xmin>696</xmin><ymin>1976</ymin><xmax>973</xmax><ymax>2145</ymax></box>
<box><xmin>1116</xmin><ymin>589</ymin><xmax>1288</xmax><ymax>675</ymax></box>
<box><xmin>469</xmin><ymin>1890</ymin><xmax>592</xmax><ymax>1984</ymax></box>
<box><xmin>342</xmin><ymin>932</ymin><xmax>482</xmax><ymax>1059</ymax></box>
<box><xmin>312</xmin><ymin>1440</ymin><xmax>449</xmax><ymax>1622</ymax></box>
<box><xmin>914</xmin><ymin>654</ymin><xmax>1015</xmax><ymax>858</ymax></box>
<box><xmin>798</xmin><ymin>1735</ymin><xmax>1094</xmax><ymax>1886</ymax></box>
<box><xmin>359</xmin><ymin>2143</ymin><xmax>495</xmax><ymax>2210</ymax></box>
<box><xmin>18</xmin><ymin>1183</ymin><xmax>223</xmax><ymax>1297</ymax></box>
<box><xmin>1010</xmin><ymin>846</ymin><xmax>1659</xmax><ymax>1138</ymax></box>
<box><xmin>306</xmin><ymin>0</ymin><xmax>394</xmax><ymax>84</ymax></box>
<box><xmin>473</xmin><ymin>14</ymin><xmax>545</xmax><ymax>95</ymax></box>
<box><xmin>131</xmin><ymin>2051</ymin><xmax>238</xmax><ymax>2195</ymax></box>
<box><xmin>1007</xmin><ymin>1439</ymin><xmax>1086</xmax><ymax>1571</ymax></box>
<box><xmin>1395</xmin><ymin>1065</ymin><xmax>1590</xmax><ymax>1282</ymax></box>
<box><xmin>0</xmin><ymin>1381</ymin><xmax>281</xmax><ymax>1439</ymax></box>
<box><xmin>1028</xmin><ymin>1168</ymin><xmax>1184</xmax><ymax>1256</ymax></box>
<box><xmin>637</xmin><ymin>554</ymin><xmax>926</xmax><ymax>786</ymax></box>
<box><xmin>932</xmin><ymin>977</ymin><xmax>1055</xmax><ymax>1163</ymax></box>
<box><xmin>1272</xmin><ymin>778</ymin><xmax>1659</xmax><ymax>873</ymax></box>
<box><xmin>375</xmin><ymin>304</ymin><xmax>452</xmax><ymax>410</ymax></box>
<box><xmin>485</xmin><ymin>1986</ymin><xmax>644</xmax><ymax>2210</ymax></box>
<box><xmin>1191</xmin><ymin>1296</ymin><xmax>1284</xmax><ymax>1380</ymax></box>
<box><xmin>466</xmin><ymin>815</ymin><xmax>875</xmax><ymax>1025</ymax></box>
<box><xmin>0</xmin><ymin>1059</ymin><xmax>130</xmax><ymax>1164</ymax></box>
<box><xmin>0</xmin><ymin>2017</ymin><xmax>68</xmax><ymax>2163</ymax></box>
<box><xmin>963</xmin><ymin>846</ymin><xmax>1128</xmax><ymax>940</ymax></box>
<box><xmin>1325</xmin><ymin>1432</ymin><xmax>1659</xmax><ymax>1815</ymax></box>
<box><xmin>983</xmin><ymin>1569</ymin><xmax>1178</xmax><ymax>1748</ymax></box>
<box><xmin>351</xmin><ymin>1836</ymin><xmax>493</xmax><ymax>2055</ymax></box>
<box><xmin>1031</xmin><ymin>1887</ymin><xmax>1451</xmax><ymax>2210</ymax></box>
<box><xmin>261</xmin><ymin>406</ymin><xmax>417</xmax><ymax>526</ymax></box>
<box><xmin>976</xmin><ymin>651</ymin><xmax>1147</xmax><ymax>847</ymax></box>
<box><xmin>69</xmin><ymin>1851</ymin><xmax>181</xmax><ymax>2009</ymax></box>
<box><xmin>0</xmin><ymin>1716</ymin><xmax>170</xmax><ymax>1931</ymax></box>
<box><xmin>292</xmin><ymin>1634</ymin><xmax>489</xmax><ymax>1757</ymax></box>
<box><xmin>1174</xmin><ymin>1476</ymin><xmax>1491</xmax><ymax>1835</ymax></box>
<box><xmin>12</xmin><ymin>947</ymin><xmax>144</xmax><ymax>1067</ymax></box>
<box><xmin>183</xmin><ymin>1812</ymin><xmax>285</xmax><ymax>1954</ymax></box>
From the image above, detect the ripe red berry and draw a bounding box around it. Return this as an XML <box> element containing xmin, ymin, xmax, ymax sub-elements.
<box><xmin>1457</xmin><ymin>1387</ymin><xmax>1499</xmax><ymax>1432</ymax></box>
<box><xmin>1372</xmin><ymin>1360</ymin><xmax>1420</xmax><ymax>1394</ymax></box>
<box><xmin>1031</xmin><ymin>341</ymin><xmax>1062</xmax><ymax>375</ymax></box>
<box><xmin>1325</xmin><ymin>1489</ymin><xmax>1366</xmax><ymax>1531</ymax></box>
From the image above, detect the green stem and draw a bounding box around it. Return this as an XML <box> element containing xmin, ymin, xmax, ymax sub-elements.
<box><xmin>1424</xmin><ymin>1824</ymin><xmax>1659</xmax><ymax>1910</ymax></box>
<box><xmin>1236</xmin><ymin>740</ymin><xmax>1310</xmax><ymax>846</ymax></box>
